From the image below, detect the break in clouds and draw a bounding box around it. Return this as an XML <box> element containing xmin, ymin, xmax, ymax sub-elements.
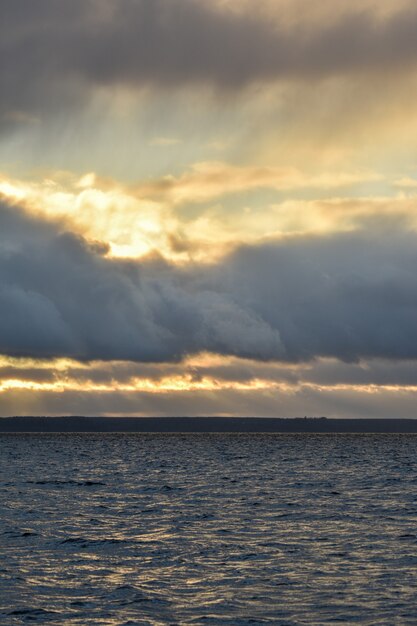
<box><xmin>3</xmin><ymin>0</ymin><xmax>417</xmax><ymax>122</ymax></box>
<box><xmin>2</xmin><ymin>197</ymin><xmax>417</xmax><ymax>365</ymax></box>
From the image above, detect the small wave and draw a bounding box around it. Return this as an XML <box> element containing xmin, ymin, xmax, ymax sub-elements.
<box><xmin>2</xmin><ymin>529</ymin><xmax>37</xmax><ymax>538</ymax></box>
<box><xmin>60</xmin><ymin>537</ymin><xmax>131</xmax><ymax>547</ymax></box>
<box><xmin>27</xmin><ymin>479</ymin><xmax>105</xmax><ymax>486</ymax></box>
<box><xmin>8</xmin><ymin>608</ymin><xmax>57</xmax><ymax>619</ymax></box>
<box><xmin>107</xmin><ymin>585</ymin><xmax>171</xmax><ymax>607</ymax></box>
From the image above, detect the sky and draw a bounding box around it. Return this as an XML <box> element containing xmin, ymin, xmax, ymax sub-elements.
<box><xmin>2</xmin><ymin>0</ymin><xmax>417</xmax><ymax>418</ymax></box>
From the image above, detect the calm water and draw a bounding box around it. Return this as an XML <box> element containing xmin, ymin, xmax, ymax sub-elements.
<box><xmin>1</xmin><ymin>434</ymin><xmax>417</xmax><ymax>625</ymax></box>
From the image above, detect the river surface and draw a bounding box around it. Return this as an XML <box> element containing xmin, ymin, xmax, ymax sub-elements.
<box><xmin>1</xmin><ymin>433</ymin><xmax>417</xmax><ymax>625</ymax></box>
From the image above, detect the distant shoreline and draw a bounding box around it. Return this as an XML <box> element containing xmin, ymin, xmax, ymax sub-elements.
<box><xmin>1</xmin><ymin>416</ymin><xmax>417</xmax><ymax>433</ymax></box>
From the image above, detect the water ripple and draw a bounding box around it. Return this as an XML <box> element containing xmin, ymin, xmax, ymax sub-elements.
<box><xmin>1</xmin><ymin>433</ymin><xmax>417</xmax><ymax>624</ymax></box>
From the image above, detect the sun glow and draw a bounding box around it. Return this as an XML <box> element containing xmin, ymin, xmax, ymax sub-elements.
<box><xmin>1</xmin><ymin>162</ymin><xmax>402</xmax><ymax>267</ymax></box>
<box><xmin>1</xmin><ymin>372</ymin><xmax>416</xmax><ymax>397</ymax></box>
<box><xmin>0</xmin><ymin>375</ymin><xmax>275</xmax><ymax>394</ymax></box>
<box><xmin>0</xmin><ymin>173</ymin><xmax>167</xmax><ymax>260</ymax></box>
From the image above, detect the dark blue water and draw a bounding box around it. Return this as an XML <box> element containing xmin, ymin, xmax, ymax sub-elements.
<box><xmin>1</xmin><ymin>434</ymin><xmax>417</xmax><ymax>625</ymax></box>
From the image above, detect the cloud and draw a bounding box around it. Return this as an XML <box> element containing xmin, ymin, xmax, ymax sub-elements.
<box><xmin>3</xmin><ymin>354</ymin><xmax>417</xmax><ymax>395</ymax></box>
<box><xmin>1</xmin><ymin>170</ymin><xmax>390</xmax><ymax>265</ymax></box>
<box><xmin>0</xmin><ymin>198</ymin><xmax>282</xmax><ymax>362</ymax></box>
<box><xmin>3</xmin><ymin>379</ymin><xmax>417</xmax><ymax>418</ymax></box>
<box><xmin>394</xmin><ymin>177</ymin><xmax>417</xmax><ymax>189</ymax></box>
<box><xmin>2</xmin><ymin>197</ymin><xmax>417</xmax><ymax>365</ymax></box>
<box><xmin>3</xmin><ymin>0</ymin><xmax>417</xmax><ymax>122</ymax></box>
<box><xmin>136</xmin><ymin>161</ymin><xmax>379</xmax><ymax>205</ymax></box>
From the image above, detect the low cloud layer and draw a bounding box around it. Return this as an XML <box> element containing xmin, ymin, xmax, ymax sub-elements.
<box><xmin>2</xmin><ymin>382</ymin><xmax>417</xmax><ymax>419</ymax></box>
<box><xmin>2</xmin><ymin>197</ymin><xmax>417</xmax><ymax>365</ymax></box>
<box><xmin>3</xmin><ymin>0</ymin><xmax>417</xmax><ymax>122</ymax></box>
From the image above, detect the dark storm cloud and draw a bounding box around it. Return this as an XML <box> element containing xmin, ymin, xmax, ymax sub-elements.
<box><xmin>211</xmin><ymin>235</ymin><xmax>417</xmax><ymax>363</ymax></box>
<box><xmin>0</xmin><ymin>198</ymin><xmax>282</xmax><ymax>362</ymax></box>
<box><xmin>2</xmin><ymin>197</ymin><xmax>417</xmax><ymax>365</ymax></box>
<box><xmin>3</xmin><ymin>0</ymin><xmax>417</xmax><ymax>121</ymax></box>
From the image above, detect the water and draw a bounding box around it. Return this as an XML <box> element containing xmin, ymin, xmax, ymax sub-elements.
<box><xmin>1</xmin><ymin>433</ymin><xmax>417</xmax><ymax>625</ymax></box>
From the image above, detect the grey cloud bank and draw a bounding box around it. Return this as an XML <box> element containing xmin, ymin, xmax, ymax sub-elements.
<box><xmin>0</xmin><ymin>199</ymin><xmax>282</xmax><ymax>362</ymax></box>
<box><xmin>1</xmin><ymin>198</ymin><xmax>417</xmax><ymax>365</ymax></box>
<box><xmin>2</xmin><ymin>0</ymin><xmax>417</xmax><ymax>122</ymax></box>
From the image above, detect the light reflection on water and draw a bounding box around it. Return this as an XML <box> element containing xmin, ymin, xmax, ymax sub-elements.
<box><xmin>1</xmin><ymin>433</ymin><xmax>417</xmax><ymax>624</ymax></box>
